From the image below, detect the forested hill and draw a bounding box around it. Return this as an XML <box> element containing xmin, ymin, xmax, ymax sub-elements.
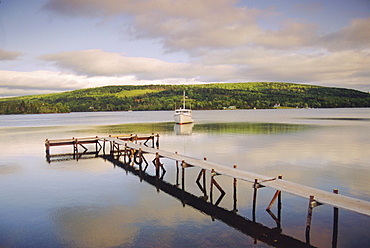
<box><xmin>1</xmin><ymin>82</ymin><xmax>370</xmax><ymax>114</ymax></box>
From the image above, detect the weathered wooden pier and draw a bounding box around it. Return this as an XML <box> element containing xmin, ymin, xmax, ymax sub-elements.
<box><xmin>101</xmin><ymin>136</ymin><xmax>370</xmax><ymax>216</ymax></box>
<box><xmin>45</xmin><ymin>134</ymin><xmax>159</xmax><ymax>161</ymax></box>
<box><xmin>45</xmin><ymin>133</ymin><xmax>370</xmax><ymax>246</ymax></box>
<box><xmin>102</xmin><ymin>154</ymin><xmax>315</xmax><ymax>247</ymax></box>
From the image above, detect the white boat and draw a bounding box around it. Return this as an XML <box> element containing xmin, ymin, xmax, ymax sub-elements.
<box><xmin>174</xmin><ymin>91</ymin><xmax>194</xmax><ymax>124</ymax></box>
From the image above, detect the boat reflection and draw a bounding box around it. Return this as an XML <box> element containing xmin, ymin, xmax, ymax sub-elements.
<box><xmin>174</xmin><ymin>123</ymin><xmax>194</xmax><ymax>135</ymax></box>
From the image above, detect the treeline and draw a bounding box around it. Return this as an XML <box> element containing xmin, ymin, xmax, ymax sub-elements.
<box><xmin>0</xmin><ymin>100</ymin><xmax>70</xmax><ymax>114</ymax></box>
<box><xmin>1</xmin><ymin>82</ymin><xmax>369</xmax><ymax>114</ymax></box>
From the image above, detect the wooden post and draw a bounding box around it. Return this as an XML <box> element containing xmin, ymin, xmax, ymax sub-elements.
<box><xmin>123</xmin><ymin>143</ymin><xmax>128</xmax><ymax>164</ymax></box>
<box><xmin>306</xmin><ymin>195</ymin><xmax>315</xmax><ymax>244</ymax></box>
<box><xmin>95</xmin><ymin>136</ymin><xmax>98</xmax><ymax>154</ymax></box>
<box><xmin>233</xmin><ymin>165</ymin><xmax>237</xmax><ymax>212</ymax></box>
<box><xmin>203</xmin><ymin>158</ymin><xmax>207</xmax><ymax>193</ymax></box>
<box><xmin>175</xmin><ymin>152</ymin><xmax>179</xmax><ymax>186</ymax></box>
<box><xmin>117</xmin><ymin>143</ymin><xmax>120</xmax><ymax>158</ymax></box>
<box><xmin>155</xmin><ymin>152</ymin><xmax>160</xmax><ymax>177</ymax></box>
<box><xmin>332</xmin><ymin>189</ymin><xmax>339</xmax><ymax>248</ymax></box>
<box><xmin>45</xmin><ymin>139</ymin><xmax>51</xmax><ymax>163</ymax></box>
<box><xmin>181</xmin><ymin>160</ymin><xmax>185</xmax><ymax>191</ymax></box>
<box><xmin>96</xmin><ymin>136</ymin><xmax>102</xmax><ymax>156</ymax></box>
<box><xmin>138</xmin><ymin>148</ymin><xmax>144</xmax><ymax>181</ymax></box>
<box><xmin>252</xmin><ymin>178</ymin><xmax>258</xmax><ymax>222</ymax></box>
<box><xmin>154</xmin><ymin>152</ymin><xmax>160</xmax><ymax>192</ymax></box>
<box><xmin>74</xmin><ymin>138</ymin><xmax>79</xmax><ymax>160</ymax></box>
<box><xmin>138</xmin><ymin>148</ymin><xmax>143</xmax><ymax>165</ymax></box>
<box><xmin>45</xmin><ymin>139</ymin><xmax>50</xmax><ymax>156</ymax></box>
<box><xmin>278</xmin><ymin>175</ymin><xmax>282</xmax><ymax>226</ymax></box>
<box><xmin>210</xmin><ymin>169</ymin><xmax>215</xmax><ymax>204</ymax></box>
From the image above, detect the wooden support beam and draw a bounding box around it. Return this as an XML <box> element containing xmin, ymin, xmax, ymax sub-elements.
<box><xmin>196</xmin><ymin>168</ymin><xmax>207</xmax><ymax>197</ymax></box>
<box><xmin>210</xmin><ymin>169</ymin><xmax>226</xmax><ymax>206</ymax></box>
<box><xmin>266</xmin><ymin>190</ymin><xmax>281</xmax><ymax>211</ymax></box>
<box><xmin>143</xmin><ymin>136</ymin><xmax>150</xmax><ymax>147</ymax></box>
<box><xmin>78</xmin><ymin>142</ymin><xmax>88</xmax><ymax>154</ymax></box>
<box><xmin>195</xmin><ymin>158</ymin><xmax>208</xmax><ymax>195</ymax></box>
<box><xmin>265</xmin><ymin>176</ymin><xmax>283</xmax><ymax>228</ymax></box>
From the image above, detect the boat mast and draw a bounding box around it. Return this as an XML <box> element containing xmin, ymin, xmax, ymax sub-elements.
<box><xmin>183</xmin><ymin>90</ymin><xmax>186</xmax><ymax>109</ymax></box>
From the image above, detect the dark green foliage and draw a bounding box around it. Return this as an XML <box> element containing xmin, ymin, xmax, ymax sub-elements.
<box><xmin>0</xmin><ymin>82</ymin><xmax>369</xmax><ymax>114</ymax></box>
<box><xmin>0</xmin><ymin>100</ymin><xmax>70</xmax><ymax>114</ymax></box>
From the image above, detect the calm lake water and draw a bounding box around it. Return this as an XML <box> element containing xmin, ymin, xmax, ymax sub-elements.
<box><xmin>0</xmin><ymin>109</ymin><xmax>369</xmax><ymax>248</ymax></box>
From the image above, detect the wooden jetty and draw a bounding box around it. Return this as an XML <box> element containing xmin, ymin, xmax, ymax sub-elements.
<box><xmin>45</xmin><ymin>134</ymin><xmax>159</xmax><ymax>159</ymax></box>
<box><xmin>103</xmin><ymin>154</ymin><xmax>316</xmax><ymax>248</ymax></box>
<box><xmin>102</xmin><ymin>136</ymin><xmax>370</xmax><ymax>217</ymax></box>
<box><xmin>46</xmin><ymin>133</ymin><xmax>370</xmax><ymax>245</ymax></box>
<box><xmin>45</xmin><ymin>136</ymin><xmax>101</xmax><ymax>156</ymax></box>
<box><xmin>45</xmin><ymin>134</ymin><xmax>370</xmax><ymax>217</ymax></box>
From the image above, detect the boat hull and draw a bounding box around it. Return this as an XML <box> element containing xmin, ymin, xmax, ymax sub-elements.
<box><xmin>174</xmin><ymin>113</ymin><xmax>194</xmax><ymax>124</ymax></box>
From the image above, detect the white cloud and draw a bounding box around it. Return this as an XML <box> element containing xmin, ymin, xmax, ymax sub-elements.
<box><xmin>39</xmin><ymin>49</ymin><xmax>188</xmax><ymax>78</ymax></box>
<box><xmin>0</xmin><ymin>69</ymin><xmax>207</xmax><ymax>97</ymax></box>
<box><xmin>38</xmin><ymin>49</ymin><xmax>238</xmax><ymax>81</ymax></box>
<box><xmin>0</xmin><ymin>70</ymin><xmax>98</xmax><ymax>97</ymax></box>
<box><xmin>0</xmin><ymin>70</ymin><xmax>85</xmax><ymax>91</ymax></box>
<box><xmin>36</xmin><ymin>48</ymin><xmax>370</xmax><ymax>91</ymax></box>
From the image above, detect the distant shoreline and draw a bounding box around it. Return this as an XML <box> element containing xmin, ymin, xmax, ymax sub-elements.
<box><xmin>1</xmin><ymin>82</ymin><xmax>369</xmax><ymax>115</ymax></box>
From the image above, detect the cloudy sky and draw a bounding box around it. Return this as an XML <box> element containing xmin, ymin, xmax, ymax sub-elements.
<box><xmin>0</xmin><ymin>0</ymin><xmax>369</xmax><ymax>97</ymax></box>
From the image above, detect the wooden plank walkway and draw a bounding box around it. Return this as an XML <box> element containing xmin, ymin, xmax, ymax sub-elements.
<box><xmin>45</xmin><ymin>137</ymin><xmax>100</xmax><ymax>146</ymax></box>
<box><xmin>103</xmin><ymin>136</ymin><xmax>370</xmax><ymax>217</ymax></box>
